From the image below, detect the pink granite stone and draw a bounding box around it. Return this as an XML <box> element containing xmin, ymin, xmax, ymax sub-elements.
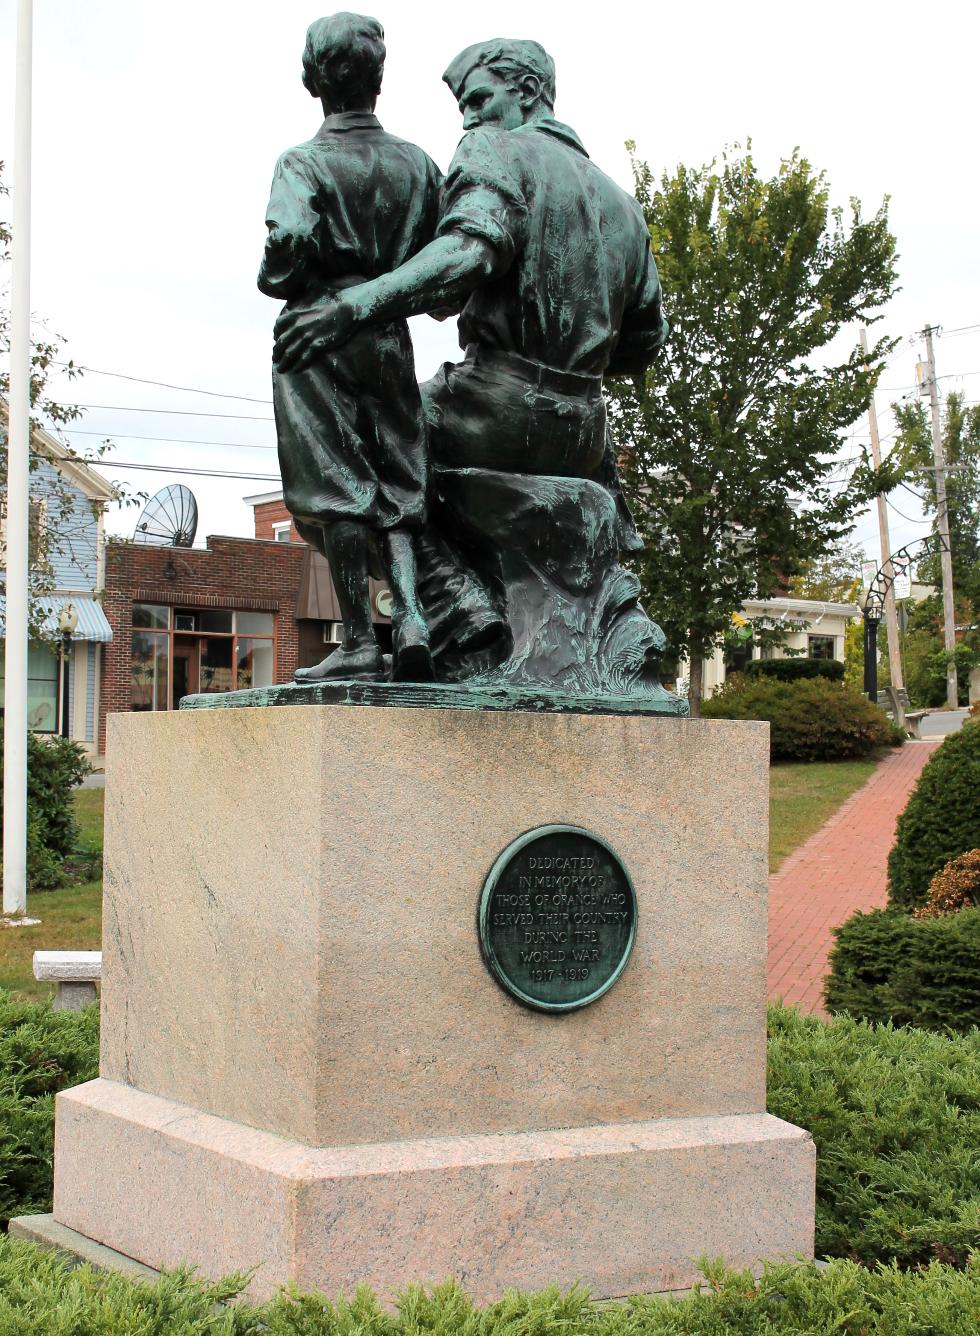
<box><xmin>55</xmin><ymin>1078</ymin><xmax>815</xmax><ymax>1304</ymax></box>
<box><xmin>99</xmin><ymin>707</ymin><xmax>770</xmax><ymax>1147</ymax></box>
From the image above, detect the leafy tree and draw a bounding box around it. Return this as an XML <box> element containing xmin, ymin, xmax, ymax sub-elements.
<box><xmin>609</xmin><ymin>146</ymin><xmax>898</xmax><ymax>712</ymax></box>
<box><xmin>891</xmin><ymin>390</ymin><xmax>980</xmax><ymax>613</ymax></box>
<box><xmin>897</xmin><ymin>593</ymin><xmax>978</xmax><ymax>708</ymax></box>
<box><xmin>788</xmin><ymin>537</ymin><xmax>865</xmax><ymax>603</ymax></box>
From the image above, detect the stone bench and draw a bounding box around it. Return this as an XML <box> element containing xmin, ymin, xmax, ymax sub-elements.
<box><xmin>33</xmin><ymin>951</ymin><xmax>102</xmax><ymax>1011</ymax></box>
<box><xmin>904</xmin><ymin>710</ymin><xmax>927</xmax><ymax>740</ymax></box>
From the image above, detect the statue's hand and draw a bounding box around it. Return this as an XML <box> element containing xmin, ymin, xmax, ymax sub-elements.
<box><xmin>273</xmin><ymin>299</ymin><xmax>357</xmax><ymax>373</ymax></box>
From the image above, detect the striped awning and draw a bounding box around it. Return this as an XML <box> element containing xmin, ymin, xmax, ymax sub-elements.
<box><xmin>0</xmin><ymin>594</ymin><xmax>113</xmax><ymax>643</ymax></box>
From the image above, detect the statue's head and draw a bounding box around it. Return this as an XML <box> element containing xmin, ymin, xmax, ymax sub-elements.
<box><xmin>442</xmin><ymin>39</ymin><xmax>556</xmax><ymax>131</ymax></box>
<box><xmin>302</xmin><ymin>12</ymin><xmax>386</xmax><ymax>113</ymax></box>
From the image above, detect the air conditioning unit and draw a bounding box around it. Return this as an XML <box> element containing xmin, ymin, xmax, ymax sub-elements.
<box><xmin>323</xmin><ymin>622</ymin><xmax>344</xmax><ymax>645</ymax></box>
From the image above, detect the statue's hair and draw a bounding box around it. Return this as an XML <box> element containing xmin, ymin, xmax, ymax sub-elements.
<box><xmin>442</xmin><ymin>39</ymin><xmax>556</xmax><ymax>109</ymax></box>
<box><xmin>302</xmin><ymin>12</ymin><xmax>386</xmax><ymax>108</ymax></box>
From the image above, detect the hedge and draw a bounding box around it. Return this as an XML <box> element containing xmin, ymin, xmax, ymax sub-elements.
<box><xmin>768</xmin><ymin>1004</ymin><xmax>980</xmax><ymax>1267</ymax></box>
<box><xmin>0</xmin><ymin>1239</ymin><xmax>977</xmax><ymax>1335</ymax></box>
<box><xmin>0</xmin><ymin>991</ymin><xmax>99</xmax><ymax>1228</ymax></box>
<box><xmin>823</xmin><ymin>907</ymin><xmax>980</xmax><ymax>1033</ymax></box>
<box><xmin>4</xmin><ymin>994</ymin><xmax>978</xmax><ymax>1279</ymax></box>
<box><xmin>0</xmin><ymin>720</ymin><xmax>91</xmax><ymax>890</ymax></box>
<box><xmin>887</xmin><ymin>720</ymin><xmax>980</xmax><ymax>911</ymax></box>
<box><xmin>745</xmin><ymin>656</ymin><xmax>845</xmax><ymax>682</ymax></box>
<box><xmin>701</xmin><ymin>675</ymin><xmax>893</xmax><ymax>761</ymax></box>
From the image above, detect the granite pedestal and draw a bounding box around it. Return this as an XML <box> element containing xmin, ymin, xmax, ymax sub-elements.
<box><xmin>51</xmin><ymin>704</ymin><xmax>814</xmax><ymax>1302</ymax></box>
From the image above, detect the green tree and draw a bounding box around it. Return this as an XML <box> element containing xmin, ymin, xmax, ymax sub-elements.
<box><xmin>609</xmin><ymin>146</ymin><xmax>897</xmax><ymax>712</ymax></box>
<box><xmin>891</xmin><ymin>391</ymin><xmax>980</xmax><ymax>612</ymax></box>
<box><xmin>789</xmin><ymin>537</ymin><xmax>865</xmax><ymax>603</ymax></box>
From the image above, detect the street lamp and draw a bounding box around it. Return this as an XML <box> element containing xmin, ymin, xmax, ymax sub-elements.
<box><xmin>57</xmin><ymin>603</ymin><xmax>78</xmax><ymax>739</ymax></box>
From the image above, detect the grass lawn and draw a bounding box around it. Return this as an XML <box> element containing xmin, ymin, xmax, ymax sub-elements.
<box><xmin>1</xmin><ymin>757</ymin><xmax>886</xmax><ymax>998</ymax></box>
<box><xmin>769</xmin><ymin>756</ymin><xmax>879</xmax><ymax>872</ymax></box>
<box><xmin>0</xmin><ymin>787</ymin><xmax>104</xmax><ymax>1003</ymax></box>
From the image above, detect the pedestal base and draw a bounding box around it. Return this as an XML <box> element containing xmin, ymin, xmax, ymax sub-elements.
<box><xmin>55</xmin><ymin>1078</ymin><xmax>814</xmax><ymax>1304</ymax></box>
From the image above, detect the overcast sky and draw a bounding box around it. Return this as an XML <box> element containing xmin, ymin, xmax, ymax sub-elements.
<box><xmin>2</xmin><ymin>0</ymin><xmax>979</xmax><ymax>570</ymax></box>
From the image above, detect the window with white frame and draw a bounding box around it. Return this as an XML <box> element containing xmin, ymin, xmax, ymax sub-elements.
<box><xmin>272</xmin><ymin>521</ymin><xmax>292</xmax><ymax>542</ymax></box>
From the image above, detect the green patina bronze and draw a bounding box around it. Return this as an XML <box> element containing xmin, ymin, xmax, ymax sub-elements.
<box><xmin>253</xmin><ymin>16</ymin><xmax>686</xmax><ymax>715</ymax></box>
<box><xmin>180</xmin><ymin>677</ymin><xmax>685</xmax><ymax>716</ymax></box>
<box><xmin>478</xmin><ymin>825</ymin><xmax>637</xmax><ymax>1012</ymax></box>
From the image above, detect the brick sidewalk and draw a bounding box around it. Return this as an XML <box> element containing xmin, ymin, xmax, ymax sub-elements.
<box><xmin>767</xmin><ymin>741</ymin><xmax>939</xmax><ymax>1014</ymax></box>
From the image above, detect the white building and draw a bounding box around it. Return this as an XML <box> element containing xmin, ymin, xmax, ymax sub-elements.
<box><xmin>695</xmin><ymin>595</ymin><xmax>860</xmax><ymax>698</ymax></box>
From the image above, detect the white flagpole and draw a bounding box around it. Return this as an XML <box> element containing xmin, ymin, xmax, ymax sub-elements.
<box><xmin>3</xmin><ymin>0</ymin><xmax>35</xmax><ymax>918</ymax></box>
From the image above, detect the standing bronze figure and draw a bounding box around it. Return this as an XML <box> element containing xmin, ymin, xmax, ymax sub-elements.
<box><xmin>265</xmin><ymin>21</ymin><xmax>684</xmax><ymax>711</ymax></box>
<box><xmin>259</xmin><ymin>14</ymin><xmax>441</xmax><ymax>683</ymax></box>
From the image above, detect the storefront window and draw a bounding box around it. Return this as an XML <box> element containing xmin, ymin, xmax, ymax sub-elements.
<box><xmin>133</xmin><ymin>604</ymin><xmax>169</xmax><ymax>629</ymax></box>
<box><xmin>198</xmin><ymin>637</ymin><xmax>233</xmax><ymax>693</ymax></box>
<box><xmin>236</xmin><ymin>637</ymin><xmax>274</xmax><ymax>690</ymax></box>
<box><xmin>198</xmin><ymin>609</ymin><xmax>233</xmax><ymax>634</ymax></box>
<box><xmin>129</xmin><ymin>604</ymin><xmax>275</xmax><ymax>709</ymax></box>
<box><xmin>132</xmin><ymin>632</ymin><xmax>169</xmax><ymax>711</ymax></box>
<box><xmin>236</xmin><ymin>611</ymin><xmax>274</xmax><ymax>635</ymax></box>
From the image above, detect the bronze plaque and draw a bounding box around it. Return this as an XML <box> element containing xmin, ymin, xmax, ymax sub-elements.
<box><xmin>478</xmin><ymin>825</ymin><xmax>637</xmax><ymax>1012</ymax></box>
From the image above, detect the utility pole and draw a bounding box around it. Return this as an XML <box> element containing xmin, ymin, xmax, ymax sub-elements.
<box><xmin>921</xmin><ymin>324</ymin><xmax>958</xmax><ymax>709</ymax></box>
<box><xmin>860</xmin><ymin>328</ymin><xmax>904</xmax><ymax>725</ymax></box>
<box><xmin>2</xmin><ymin>0</ymin><xmax>35</xmax><ymax>921</ymax></box>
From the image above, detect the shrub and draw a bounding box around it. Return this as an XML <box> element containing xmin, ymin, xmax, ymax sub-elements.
<box><xmin>767</xmin><ymin>1004</ymin><xmax>980</xmax><ymax>1267</ymax></box>
<box><xmin>915</xmin><ymin>848</ymin><xmax>980</xmax><ymax>918</ymax></box>
<box><xmin>0</xmin><ymin>720</ymin><xmax>91</xmax><ymax>891</ymax></box>
<box><xmin>745</xmin><ymin>656</ymin><xmax>845</xmax><ymax>682</ymax></box>
<box><xmin>887</xmin><ymin>720</ymin><xmax>980</xmax><ymax>911</ymax></box>
<box><xmin>823</xmin><ymin>907</ymin><xmax>980</xmax><ymax>1032</ymax></box>
<box><xmin>0</xmin><ymin>1239</ymin><xmax>977</xmax><ymax>1336</ymax></box>
<box><xmin>0</xmin><ymin>990</ymin><xmax>99</xmax><ymax>1228</ymax></box>
<box><xmin>701</xmin><ymin>675</ymin><xmax>892</xmax><ymax>761</ymax></box>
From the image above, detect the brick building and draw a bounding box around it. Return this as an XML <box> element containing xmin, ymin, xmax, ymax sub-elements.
<box><xmin>243</xmin><ymin>488</ymin><xmax>394</xmax><ymax>645</ymax></box>
<box><xmin>99</xmin><ymin>535</ymin><xmax>306</xmax><ymax>752</ymax></box>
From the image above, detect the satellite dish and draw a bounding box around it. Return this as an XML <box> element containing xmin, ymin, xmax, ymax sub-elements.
<box><xmin>132</xmin><ymin>484</ymin><xmax>198</xmax><ymax>547</ymax></box>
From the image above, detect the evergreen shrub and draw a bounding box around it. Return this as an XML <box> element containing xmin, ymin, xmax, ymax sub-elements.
<box><xmin>701</xmin><ymin>675</ymin><xmax>892</xmax><ymax>761</ymax></box>
<box><xmin>767</xmin><ymin>1004</ymin><xmax>980</xmax><ymax>1266</ymax></box>
<box><xmin>0</xmin><ymin>1237</ymin><xmax>977</xmax><ymax>1334</ymax></box>
<box><xmin>823</xmin><ymin>907</ymin><xmax>980</xmax><ymax>1032</ymax></box>
<box><xmin>0</xmin><ymin>990</ymin><xmax>99</xmax><ymax>1227</ymax></box>
<box><xmin>0</xmin><ymin>720</ymin><xmax>90</xmax><ymax>890</ymax></box>
<box><xmin>887</xmin><ymin>720</ymin><xmax>980</xmax><ymax>910</ymax></box>
<box><xmin>745</xmin><ymin>656</ymin><xmax>845</xmax><ymax>682</ymax></box>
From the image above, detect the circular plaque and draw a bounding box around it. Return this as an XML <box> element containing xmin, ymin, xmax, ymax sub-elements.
<box><xmin>478</xmin><ymin>825</ymin><xmax>637</xmax><ymax>1012</ymax></box>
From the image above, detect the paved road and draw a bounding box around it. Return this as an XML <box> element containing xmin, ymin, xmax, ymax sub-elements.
<box><xmin>767</xmin><ymin>740</ymin><xmax>940</xmax><ymax>1015</ymax></box>
<box><xmin>918</xmin><ymin>707</ymin><xmax>970</xmax><ymax>738</ymax></box>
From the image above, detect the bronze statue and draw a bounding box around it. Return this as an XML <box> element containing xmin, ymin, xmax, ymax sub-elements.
<box><xmin>259</xmin><ymin>13</ymin><xmax>441</xmax><ymax>683</ymax></box>
<box><xmin>264</xmin><ymin>22</ymin><xmax>683</xmax><ymax>711</ymax></box>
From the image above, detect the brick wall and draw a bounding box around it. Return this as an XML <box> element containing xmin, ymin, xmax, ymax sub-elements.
<box><xmin>99</xmin><ymin>535</ymin><xmax>307</xmax><ymax>752</ymax></box>
<box><xmin>252</xmin><ymin>497</ymin><xmax>304</xmax><ymax>543</ymax></box>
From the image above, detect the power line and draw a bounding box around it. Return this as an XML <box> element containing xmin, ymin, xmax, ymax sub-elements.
<box><xmin>52</xmin><ymin>360</ymin><xmax>273</xmax><ymax>405</ymax></box>
<box><xmin>48</xmin><ymin>402</ymin><xmax>275</xmax><ymax>423</ymax></box>
<box><xmin>61</xmin><ymin>428</ymin><xmax>276</xmax><ymax>451</ymax></box>
<box><xmin>93</xmin><ymin>460</ymin><xmax>280</xmax><ymax>481</ymax></box>
<box><xmin>886</xmin><ymin>498</ymin><xmax>930</xmax><ymax>524</ymax></box>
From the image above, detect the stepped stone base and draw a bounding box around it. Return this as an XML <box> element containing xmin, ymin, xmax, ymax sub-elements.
<box><xmin>54</xmin><ymin>1079</ymin><xmax>814</xmax><ymax>1304</ymax></box>
<box><xmin>47</xmin><ymin>704</ymin><xmax>814</xmax><ymax>1302</ymax></box>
